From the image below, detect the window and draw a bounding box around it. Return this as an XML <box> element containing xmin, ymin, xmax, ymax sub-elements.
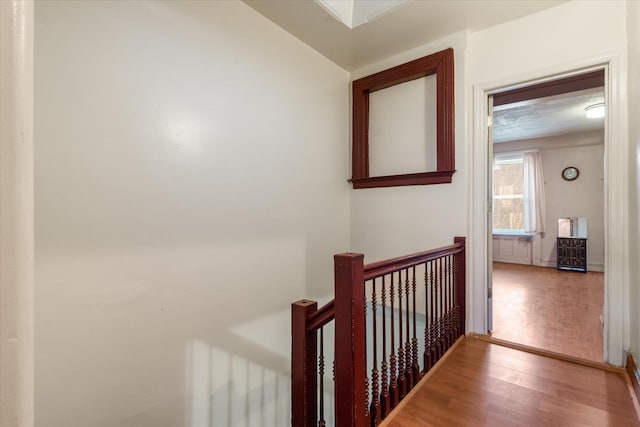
<box><xmin>493</xmin><ymin>156</ymin><xmax>524</xmax><ymax>233</ymax></box>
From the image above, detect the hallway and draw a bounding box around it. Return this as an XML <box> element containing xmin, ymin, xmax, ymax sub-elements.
<box><xmin>381</xmin><ymin>338</ymin><xmax>639</xmax><ymax>426</ymax></box>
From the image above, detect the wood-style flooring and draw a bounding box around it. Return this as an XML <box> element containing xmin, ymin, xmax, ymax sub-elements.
<box><xmin>492</xmin><ymin>262</ymin><xmax>603</xmax><ymax>362</ymax></box>
<box><xmin>381</xmin><ymin>338</ymin><xmax>639</xmax><ymax>427</ymax></box>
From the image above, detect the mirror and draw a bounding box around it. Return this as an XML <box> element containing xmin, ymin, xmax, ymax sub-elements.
<box><xmin>558</xmin><ymin>217</ymin><xmax>588</xmax><ymax>238</ymax></box>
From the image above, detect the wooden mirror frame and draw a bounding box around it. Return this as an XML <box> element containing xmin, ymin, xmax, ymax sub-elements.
<box><xmin>351</xmin><ymin>48</ymin><xmax>455</xmax><ymax>189</ymax></box>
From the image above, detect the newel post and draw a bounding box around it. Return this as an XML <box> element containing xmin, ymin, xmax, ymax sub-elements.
<box><xmin>334</xmin><ymin>253</ymin><xmax>368</xmax><ymax>427</ymax></box>
<box><xmin>454</xmin><ymin>236</ymin><xmax>466</xmax><ymax>336</ymax></box>
<box><xmin>292</xmin><ymin>299</ymin><xmax>318</xmax><ymax>427</ymax></box>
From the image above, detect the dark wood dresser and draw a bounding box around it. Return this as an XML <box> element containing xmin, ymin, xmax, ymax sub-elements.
<box><xmin>557</xmin><ymin>237</ymin><xmax>587</xmax><ymax>273</ymax></box>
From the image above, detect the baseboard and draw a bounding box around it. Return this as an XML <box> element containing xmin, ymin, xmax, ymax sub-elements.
<box><xmin>492</xmin><ymin>257</ymin><xmax>531</xmax><ymax>265</ymax></box>
<box><xmin>627</xmin><ymin>353</ymin><xmax>640</xmax><ymax>402</ymax></box>
<box><xmin>587</xmin><ymin>264</ymin><xmax>604</xmax><ymax>272</ymax></box>
<box><xmin>470</xmin><ymin>333</ymin><xmax>625</xmax><ymax>373</ymax></box>
<box><xmin>494</xmin><ymin>259</ymin><xmax>605</xmax><ymax>272</ymax></box>
<box><xmin>536</xmin><ymin>260</ymin><xmax>557</xmax><ymax>268</ymax></box>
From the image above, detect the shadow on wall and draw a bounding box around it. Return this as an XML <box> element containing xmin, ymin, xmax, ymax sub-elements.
<box><xmin>35</xmin><ymin>237</ymin><xmax>334</xmax><ymax>427</ymax></box>
<box><xmin>186</xmin><ymin>293</ymin><xmax>338</xmax><ymax>427</ymax></box>
<box><xmin>186</xmin><ymin>340</ymin><xmax>290</xmax><ymax>426</ymax></box>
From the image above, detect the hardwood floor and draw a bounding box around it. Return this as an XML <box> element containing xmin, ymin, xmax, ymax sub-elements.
<box><xmin>491</xmin><ymin>262</ymin><xmax>604</xmax><ymax>362</ymax></box>
<box><xmin>382</xmin><ymin>338</ymin><xmax>639</xmax><ymax>427</ymax></box>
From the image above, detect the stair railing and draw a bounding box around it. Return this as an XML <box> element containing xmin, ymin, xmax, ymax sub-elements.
<box><xmin>292</xmin><ymin>237</ymin><xmax>466</xmax><ymax>427</ymax></box>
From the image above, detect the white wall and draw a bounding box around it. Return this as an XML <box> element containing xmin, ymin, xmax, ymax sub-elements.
<box><xmin>34</xmin><ymin>1</ymin><xmax>349</xmax><ymax>426</ymax></box>
<box><xmin>493</xmin><ymin>132</ymin><xmax>605</xmax><ymax>270</ymax></box>
<box><xmin>349</xmin><ymin>32</ymin><xmax>468</xmax><ymax>263</ymax></box>
<box><xmin>628</xmin><ymin>0</ymin><xmax>640</xmax><ymax>359</ymax></box>
<box><xmin>468</xmin><ymin>0</ymin><xmax>629</xmax><ymax>364</ymax></box>
<box><xmin>541</xmin><ymin>143</ymin><xmax>605</xmax><ymax>270</ymax></box>
<box><xmin>469</xmin><ymin>1</ymin><xmax>627</xmax><ymax>85</ymax></box>
<box><xmin>369</xmin><ymin>75</ymin><xmax>437</xmax><ymax>176</ymax></box>
<box><xmin>1</xmin><ymin>1</ymin><xmax>34</xmax><ymax>426</ymax></box>
<box><xmin>492</xmin><ymin>235</ymin><xmax>532</xmax><ymax>265</ymax></box>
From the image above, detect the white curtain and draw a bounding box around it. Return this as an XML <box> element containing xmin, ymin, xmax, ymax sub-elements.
<box><xmin>523</xmin><ymin>151</ymin><xmax>546</xmax><ymax>235</ymax></box>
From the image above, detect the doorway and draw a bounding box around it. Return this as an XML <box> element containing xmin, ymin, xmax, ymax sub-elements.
<box><xmin>470</xmin><ymin>56</ymin><xmax>629</xmax><ymax>366</ymax></box>
<box><xmin>487</xmin><ymin>71</ymin><xmax>606</xmax><ymax>362</ymax></box>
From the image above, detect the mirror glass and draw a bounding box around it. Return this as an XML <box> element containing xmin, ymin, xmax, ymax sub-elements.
<box><xmin>558</xmin><ymin>217</ymin><xmax>588</xmax><ymax>238</ymax></box>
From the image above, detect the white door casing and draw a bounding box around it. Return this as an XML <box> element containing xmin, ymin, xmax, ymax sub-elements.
<box><xmin>470</xmin><ymin>53</ymin><xmax>629</xmax><ymax>366</ymax></box>
<box><xmin>486</xmin><ymin>95</ymin><xmax>494</xmax><ymax>333</ymax></box>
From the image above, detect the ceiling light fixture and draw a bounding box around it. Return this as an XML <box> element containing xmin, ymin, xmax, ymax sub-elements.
<box><xmin>585</xmin><ymin>103</ymin><xmax>605</xmax><ymax>119</ymax></box>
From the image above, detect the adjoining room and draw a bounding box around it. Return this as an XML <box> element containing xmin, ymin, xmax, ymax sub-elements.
<box><xmin>489</xmin><ymin>76</ymin><xmax>605</xmax><ymax>362</ymax></box>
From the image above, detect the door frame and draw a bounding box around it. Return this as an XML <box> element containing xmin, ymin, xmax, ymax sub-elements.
<box><xmin>469</xmin><ymin>52</ymin><xmax>629</xmax><ymax>366</ymax></box>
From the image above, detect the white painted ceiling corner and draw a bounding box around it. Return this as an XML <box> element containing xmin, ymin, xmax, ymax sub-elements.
<box><xmin>243</xmin><ymin>0</ymin><xmax>596</xmax><ymax>142</ymax></box>
<box><xmin>242</xmin><ymin>0</ymin><xmax>569</xmax><ymax>71</ymax></box>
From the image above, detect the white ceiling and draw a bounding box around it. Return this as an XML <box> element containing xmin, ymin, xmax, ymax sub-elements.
<box><xmin>315</xmin><ymin>0</ymin><xmax>410</xmax><ymax>29</ymax></box>
<box><xmin>243</xmin><ymin>0</ymin><xmax>599</xmax><ymax>142</ymax></box>
<box><xmin>243</xmin><ymin>0</ymin><xmax>568</xmax><ymax>71</ymax></box>
<box><xmin>493</xmin><ymin>88</ymin><xmax>605</xmax><ymax>143</ymax></box>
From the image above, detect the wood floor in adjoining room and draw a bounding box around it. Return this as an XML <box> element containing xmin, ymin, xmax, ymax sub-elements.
<box><xmin>383</xmin><ymin>338</ymin><xmax>639</xmax><ymax>427</ymax></box>
<box><xmin>491</xmin><ymin>262</ymin><xmax>603</xmax><ymax>362</ymax></box>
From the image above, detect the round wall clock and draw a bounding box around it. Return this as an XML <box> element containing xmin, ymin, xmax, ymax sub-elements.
<box><xmin>561</xmin><ymin>166</ymin><xmax>579</xmax><ymax>181</ymax></box>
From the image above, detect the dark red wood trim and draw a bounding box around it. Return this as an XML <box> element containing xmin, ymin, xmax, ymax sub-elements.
<box><xmin>364</xmin><ymin>242</ymin><xmax>464</xmax><ymax>281</ymax></box>
<box><xmin>351</xmin><ymin>48</ymin><xmax>455</xmax><ymax>189</ymax></box>
<box><xmin>627</xmin><ymin>353</ymin><xmax>640</xmax><ymax>402</ymax></box>
<box><xmin>292</xmin><ymin>300</ymin><xmax>318</xmax><ymax>427</ymax></box>
<box><xmin>440</xmin><ymin>50</ymin><xmax>455</xmax><ymax>171</ymax></box>
<box><xmin>351</xmin><ymin>170</ymin><xmax>455</xmax><ymax>189</ymax></box>
<box><xmin>306</xmin><ymin>300</ymin><xmax>335</xmax><ymax>332</ymax></box>
<box><xmin>493</xmin><ymin>69</ymin><xmax>604</xmax><ymax>107</ymax></box>
<box><xmin>352</xmin><ymin>50</ymin><xmax>445</xmax><ymax>91</ymax></box>
<box><xmin>352</xmin><ymin>82</ymin><xmax>369</xmax><ymax>179</ymax></box>
<box><xmin>334</xmin><ymin>253</ymin><xmax>368</xmax><ymax>427</ymax></box>
<box><xmin>454</xmin><ymin>236</ymin><xmax>466</xmax><ymax>335</ymax></box>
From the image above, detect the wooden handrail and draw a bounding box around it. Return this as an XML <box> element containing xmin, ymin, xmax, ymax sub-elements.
<box><xmin>364</xmin><ymin>243</ymin><xmax>464</xmax><ymax>280</ymax></box>
<box><xmin>306</xmin><ymin>300</ymin><xmax>334</xmax><ymax>332</ymax></box>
